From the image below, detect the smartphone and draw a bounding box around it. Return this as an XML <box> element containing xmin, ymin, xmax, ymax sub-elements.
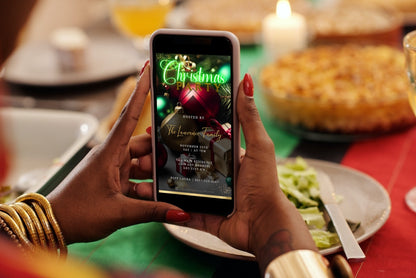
<box><xmin>150</xmin><ymin>29</ymin><xmax>240</xmax><ymax>216</ymax></box>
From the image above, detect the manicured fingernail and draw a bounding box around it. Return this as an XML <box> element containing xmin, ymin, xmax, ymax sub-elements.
<box><xmin>243</xmin><ymin>73</ymin><xmax>254</xmax><ymax>98</ymax></box>
<box><xmin>139</xmin><ymin>60</ymin><xmax>150</xmax><ymax>76</ymax></box>
<box><xmin>146</xmin><ymin>126</ymin><xmax>151</xmax><ymax>135</ymax></box>
<box><xmin>166</xmin><ymin>210</ymin><xmax>190</xmax><ymax>223</ymax></box>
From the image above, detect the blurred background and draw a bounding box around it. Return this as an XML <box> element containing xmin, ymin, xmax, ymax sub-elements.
<box><xmin>1</xmin><ymin>0</ymin><xmax>416</xmax><ymax>276</ymax></box>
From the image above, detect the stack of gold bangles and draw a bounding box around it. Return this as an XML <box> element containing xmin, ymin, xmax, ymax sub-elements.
<box><xmin>0</xmin><ymin>193</ymin><xmax>66</xmax><ymax>257</ymax></box>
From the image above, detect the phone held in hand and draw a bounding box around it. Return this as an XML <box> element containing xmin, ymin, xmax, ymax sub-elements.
<box><xmin>150</xmin><ymin>29</ymin><xmax>240</xmax><ymax>216</ymax></box>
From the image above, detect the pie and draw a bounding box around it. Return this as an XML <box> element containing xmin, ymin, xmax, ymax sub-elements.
<box><xmin>185</xmin><ymin>0</ymin><xmax>310</xmax><ymax>43</ymax></box>
<box><xmin>306</xmin><ymin>2</ymin><xmax>403</xmax><ymax>47</ymax></box>
<box><xmin>260</xmin><ymin>44</ymin><xmax>416</xmax><ymax>134</ymax></box>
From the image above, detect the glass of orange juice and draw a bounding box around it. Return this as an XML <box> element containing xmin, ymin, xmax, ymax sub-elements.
<box><xmin>108</xmin><ymin>0</ymin><xmax>174</xmax><ymax>51</ymax></box>
<box><xmin>404</xmin><ymin>30</ymin><xmax>416</xmax><ymax>213</ymax></box>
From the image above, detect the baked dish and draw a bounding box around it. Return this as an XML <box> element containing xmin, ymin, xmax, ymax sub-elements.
<box><xmin>260</xmin><ymin>44</ymin><xmax>415</xmax><ymax>134</ymax></box>
<box><xmin>185</xmin><ymin>0</ymin><xmax>310</xmax><ymax>43</ymax></box>
<box><xmin>307</xmin><ymin>2</ymin><xmax>403</xmax><ymax>47</ymax></box>
<box><xmin>349</xmin><ymin>0</ymin><xmax>416</xmax><ymax>14</ymax></box>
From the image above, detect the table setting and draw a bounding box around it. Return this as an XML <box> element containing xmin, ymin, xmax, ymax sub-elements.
<box><xmin>1</xmin><ymin>0</ymin><xmax>416</xmax><ymax>277</ymax></box>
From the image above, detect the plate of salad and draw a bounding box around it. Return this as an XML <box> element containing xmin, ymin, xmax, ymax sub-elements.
<box><xmin>164</xmin><ymin>157</ymin><xmax>391</xmax><ymax>259</ymax></box>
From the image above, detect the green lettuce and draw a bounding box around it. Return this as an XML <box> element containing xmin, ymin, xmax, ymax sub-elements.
<box><xmin>277</xmin><ymin>157</ymin><xmax>340</xmax><ymax>249</ymax></box>
<box><xmin>310</xmin><ymin>230</ymin><xmax>340</xmax><ymax>249</ymax></box>
<box><xmin>298</xmin><ymin>207</ymin><xmax>326</xmax><ymax>229</ymax></box>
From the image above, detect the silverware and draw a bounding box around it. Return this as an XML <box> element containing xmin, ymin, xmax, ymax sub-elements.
<box><xmin>317</xmin><ymin>171</ymin><xmax>366</xmax><ymax>262</ymax></box>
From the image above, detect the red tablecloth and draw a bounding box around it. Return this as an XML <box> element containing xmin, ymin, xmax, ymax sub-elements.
<box><xmin>342</xmin><ymin>127</ymin><xmax>416</xmax><ymax>277</ymax></box>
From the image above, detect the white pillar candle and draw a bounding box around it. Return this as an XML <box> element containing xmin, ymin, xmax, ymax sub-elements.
<box><xmin>262</xmin><ymin>0</ymin><xmax>308</xmax><ymax>60</ymax></box>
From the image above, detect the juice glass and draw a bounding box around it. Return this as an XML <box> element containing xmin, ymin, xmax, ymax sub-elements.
<box><xmin>403</xmin><ymin>30</ymin><xmax>416</xmax><ymax>213</ymax></box>
<box><xmin>108</xmin><ymin>0</ymin><xmax>173</xmax><ymax>51</ymax></box>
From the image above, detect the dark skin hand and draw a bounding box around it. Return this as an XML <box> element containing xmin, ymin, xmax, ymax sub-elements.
<box><xmin>47</xmin><ymin>65</ymin><xmax>317</xmax><ymax>275</ymax></box>
<box><xmin>181</xmin><ymin>73</ymin><xmax>318</xmax><ymax>274</ymax></box>
<box><xmin>47</xmin><ymin>66</ymin><xmax>187</xmax><ymax>244</ymax></box>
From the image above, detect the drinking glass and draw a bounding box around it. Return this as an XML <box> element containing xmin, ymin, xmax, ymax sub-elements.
<box><xmin>403</xmin><ymin>30</ymin><xmax>416</xmax><ymax>213</ymax></box>
<box><xmin>108</xmin><ymin>0</ymin><xmax>173</xmax><ymax>52</ymax></box>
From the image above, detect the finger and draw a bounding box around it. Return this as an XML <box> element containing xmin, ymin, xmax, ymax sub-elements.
<box><xmin>237</xmin><ymin>74</ymin><xmax>274</xmax><ymax>153</ymax></box>
<box><xmin>182</xmin><ymin>212</ymin><xmax>226</xmax><ymax>237</ymax></box>
<box><xmin>117</xmin><ymin>196</ymin><xmax>189</xmax><ymax>225</ymax></box>
<box><xmin>128</xmin><ymin>181</ymin><xmax>153</xmax><ymax>200</ymax></box>
<box><xmin>130</xmin><ymin>155</ymin><xmax>152</xmax><ymax>179</ymax></box>
<box><xmin>106</xmin><ymin>64</ymin><xmax>150</xmax><ymax>149</ymax></box>
<box><xmin>240</xmin><ymin>147</ymin><xmax>246</xmax><ymax>162</ymax></box>
<box><xmin>129</xmin><ymin>134</ymin><xmax>152</xmax><ymax>158</ymax></box>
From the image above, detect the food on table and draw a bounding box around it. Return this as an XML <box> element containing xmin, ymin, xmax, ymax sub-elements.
<box><xmin>49</xmin><ymin>27</ymin><xmax>89</xmax><ymax>72</ymax></box>
<box><xmin>185</xmin><ymin>0</ymin><xmax>310</xmax><ymax>43</ymax></box>
<box><xmin>261</xmin><ymin>44</ymin><xmax>416</xmax><ymax>134</ymax></box>
<box><xmin>306</xmin><ymin>2</ymin><xmax>402</xmax><ymax>47</ymax></box>
<box><xmin>101</xmin><ymin>76</ymin><xmax>151</xmax><ymax>137</ymax></box>
<box><xmin>349</xmin><ymin>0</ymin><xmax>416</xmax><ymax>15</ymax></box>
<box><xmin>278</xmin><ymin>157</ymin><xmax>342</xmax><ymax>248</ymax></box>
<box><xmin>184</xmin><ymin>0</ymin><xmax>401</xmax><ymax>46</ymax></box>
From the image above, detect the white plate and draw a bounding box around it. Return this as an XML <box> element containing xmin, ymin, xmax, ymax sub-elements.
<box><xmin>164</xmin><ymin>158</ymin><xmax>391</xmax><ymax>260</ymax></box>
<box><xmin>1</xmin><ymin>108</ymin><xmax>98</xmax><ymax>193</ymax></box>
<box><xmin>3</xmin><ymin>34</ymin><xmax>143</xmax><ymax>86</ymax></box>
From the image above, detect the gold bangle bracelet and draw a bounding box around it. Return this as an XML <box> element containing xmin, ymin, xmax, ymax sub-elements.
<box><xmin>0</xmin><ymin>211</ymin><xmax>34</xmax><ymax>251</ymax></box>
<box><xmin>0</xmin><ymin>215</ymin><xmax>21</xmax><ymax>248</ymax></box>
<box><xmin>0</xmin><ymin>203</ymin><xmax>26</xmax><ymax>235</ymax></box>
<box><xmin>43</xmin><ymin>207</ymin><xmax>67</xmax><ymax>257</ymax></box>
<box><xmin>16</xmin><ymin>202</ymin><xmax>48</xmax><ymax>249</ymax></box>
<box><xmin>264</xmin><ymin>250</ymin><xmax>353</xmax><ymax>278</ymax></box>
<box><xmin>31</xmin><ymin>202</ymin><xmax>58</xmax><ymax>252</ymax></box>
<box><xmin>16</xmin><ymin>193</ymin><xmax>67</xmax><ymax>257</ymax></box>
<box><xmin>10</xmin><ymin>203</ymin><xmax>41</xmax><ymax>246</ymax></box>
<box><xmin>265</xmin><ymin>250</ymin><xmax>333</xmax><ymax>278</ymax></box>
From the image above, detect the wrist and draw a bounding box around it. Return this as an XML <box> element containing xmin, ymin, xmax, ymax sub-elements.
<box><xmin>0</xmin><ymin>193</ymin><xmax>67</xmax><ymax>257</ymax></box>
<box><xmin>249</xmin><ymin>195</ymin><xmax>318</xmax><ymax>274</ymax></box>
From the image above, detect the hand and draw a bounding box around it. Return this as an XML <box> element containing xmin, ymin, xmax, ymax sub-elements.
<box><xmin>47</xmin><ymin>64</ymin><xmax>189</xmax><ymax>244</ymax></box>
<box><xmin>182</xmin><ymin>74</ymin><xmax>317</xmax><ymax>274</ymax></box>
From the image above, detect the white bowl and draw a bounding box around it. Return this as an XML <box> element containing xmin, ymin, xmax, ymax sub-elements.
<box><xmin>1</xmin><ymin>108</ymin><xmax>98</xmax><ymax>193</ymax></box>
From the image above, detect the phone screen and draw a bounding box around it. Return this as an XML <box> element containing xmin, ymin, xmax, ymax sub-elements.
<box><xmin>151</xmin><ymin>31</ymin><xmax>238</xmax><ymax>215</ymax></box>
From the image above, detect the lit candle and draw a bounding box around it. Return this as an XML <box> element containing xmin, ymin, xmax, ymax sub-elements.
<box><xmin>262</xmin><ymin>0</ymin><xmax>308</xmax><ymax>60</ymax></box>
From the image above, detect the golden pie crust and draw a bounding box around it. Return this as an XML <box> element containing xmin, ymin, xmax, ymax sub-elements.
<box><xmin>260</xmin><ymin>44</ymin><xmax>416</xmax><ymax>134</ymax></box>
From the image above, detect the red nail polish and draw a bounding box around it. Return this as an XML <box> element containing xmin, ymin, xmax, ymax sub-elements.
<box><xmin>166</xmin><ymin>210</ymin><xmax>190</xmax><ymax>223</ymax></box>
<box><xmin>146</xmin><ymin>126</ymin><xmax>151</xmax><ymax>135</ymax></box>
<box><xmin>243</xmin><ymin>73</ymin><xmax>254</xmax><ymax>97</ymax></box>
<box><xmin>139</xmin><ymin>60</ymin><xmax>150</xmax><ymax>76</ymax></box>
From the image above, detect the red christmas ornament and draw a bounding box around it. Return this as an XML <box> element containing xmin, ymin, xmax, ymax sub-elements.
<box><xmin>157</xmin><ymin>142</ymin><xmax>168</xmax><ymax>168</ymax></box>
<box><xmin>179</xmin><ymin>84</ymin><xmax>220</xmax><ymax>120</ymax></box>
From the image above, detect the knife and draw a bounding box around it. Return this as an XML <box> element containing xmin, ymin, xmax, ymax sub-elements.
<box><xmin>317</xmin><ymin>171</ymin><xmax>366</xmax><ymax>262</ymax></box>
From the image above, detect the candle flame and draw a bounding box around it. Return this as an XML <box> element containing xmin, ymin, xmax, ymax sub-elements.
<box><xmin>276</xmin><ymin>0</ymin><xmax>292</xmax><ymax>19</ymax></box>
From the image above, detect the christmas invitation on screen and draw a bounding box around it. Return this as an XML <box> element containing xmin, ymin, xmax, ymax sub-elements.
<box><xmin>154</xmin><ymin>53</ymin><xmax>233</xmax><ymax>200</ymax></box>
